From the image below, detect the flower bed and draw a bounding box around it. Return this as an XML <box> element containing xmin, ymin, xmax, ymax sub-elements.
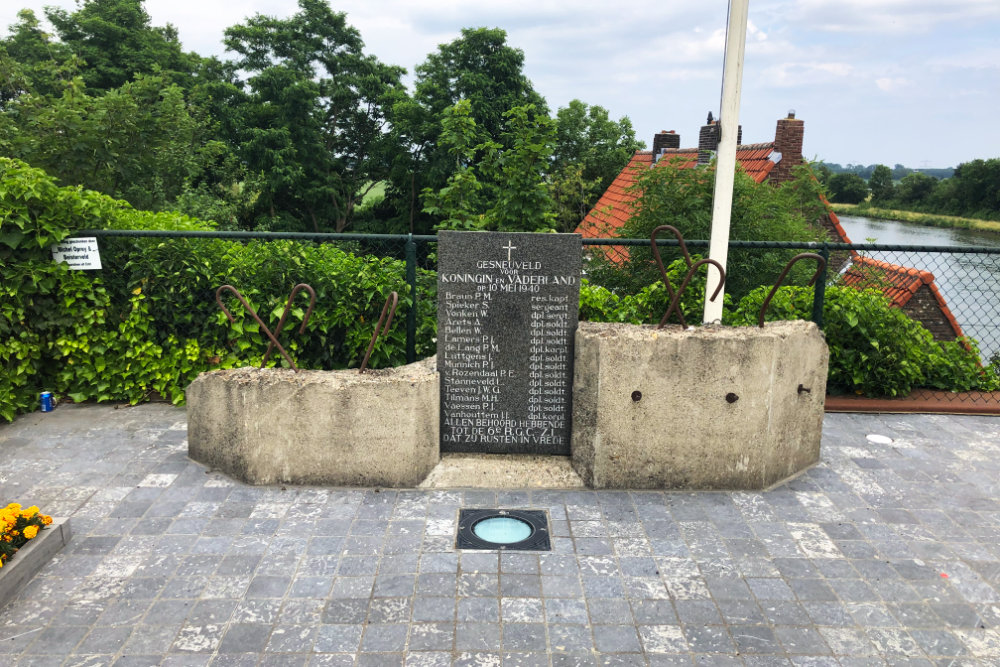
<box><xmin>0</xmin><ymin>504</ymin><xmax>52</xmax><ymax>567</ymax></box>
<box><xmin>0</xmin><ymin>504</ymin><xmax>70</xmax><ymax>611</ymax></box>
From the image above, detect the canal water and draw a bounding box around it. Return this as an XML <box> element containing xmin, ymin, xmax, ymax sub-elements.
<box><xmin>837</xmin><ymin>215</ymin><xmax>1000</xmax><ymax>361</ymax></box>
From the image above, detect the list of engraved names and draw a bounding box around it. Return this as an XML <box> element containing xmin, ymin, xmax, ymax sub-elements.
<box><xmin>437</xmin><ymin>231</ymin><xmax>581</xmax><ymax>455</ymax></box>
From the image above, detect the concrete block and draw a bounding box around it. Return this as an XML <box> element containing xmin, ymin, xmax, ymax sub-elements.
<box><xmin>571</xmin><ymin>321</ymin><xmax>828</xmax><ymax>489</ymax></box>
<box><xmin>187</xmin><ymin>357</ymin><xmax>439</xmax><ymax>486</ymax></box>
<box><xmin>0</xmin><ymin>517</ymin><xmax>72</xmax><ymax>610</ymax></box>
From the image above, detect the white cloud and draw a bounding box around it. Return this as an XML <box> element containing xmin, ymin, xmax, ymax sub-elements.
<box><xmin>760</xmin><ymin>61</ymin><xmax>855</xmax><ymax>88</ymax></box>
<box><xmin>787</xmin><ymin>0</ymin><xmax>1000</xmax><ymax>34</ymax></box>
<box><xmin>929</xmin><ymin>48</ymin><xmax>1000</xmax><ymax>72</ymax></box>
<box><xmin>874</xmin><ymin>77</ymin><xmax>910</xmax><ymax>92</ymax></box>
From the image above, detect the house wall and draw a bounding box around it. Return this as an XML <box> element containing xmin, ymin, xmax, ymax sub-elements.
<box><xmin>903</xmin><ymin>286</ymin><xmax>959</xmax><ymax>342</ymax></box>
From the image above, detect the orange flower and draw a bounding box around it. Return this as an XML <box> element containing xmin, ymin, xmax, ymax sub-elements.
<box><xmin>42</xmin><ymin>516</ymin><xmax>52</xmax><ymax>525</ymax></box>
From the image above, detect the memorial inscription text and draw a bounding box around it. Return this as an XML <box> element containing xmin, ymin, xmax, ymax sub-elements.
<box><xmin>437</xmin><ymin>231</ymin><xmax>581</xmax><ymax>455</ymax></box>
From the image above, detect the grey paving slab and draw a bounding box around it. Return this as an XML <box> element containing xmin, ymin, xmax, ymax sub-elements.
<box><xmin>2</xmin><ymin>404</ymin><xmax>1000</xmax><ymax>665</ymax></box>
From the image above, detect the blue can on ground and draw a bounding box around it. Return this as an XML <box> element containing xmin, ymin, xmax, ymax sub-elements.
<box><xmin>40</xmin><ymin>392</ymin><xmax>54</xmax><ymax>412</ymax></box>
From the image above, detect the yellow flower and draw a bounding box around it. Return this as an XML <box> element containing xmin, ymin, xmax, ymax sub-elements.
<box><xmin>23</xmin><ymin>506</ymin><xmax>39</xmax><ymax>517</ymax></box>
<box><xmin>6</xmin><ymin>504</ymin><xmax>20</xmax><ymax>512</ymax></box>
<box><xmin>23</xmin><ymin>526</ymin><xmax>38</xmax><ymax>540</ymax></box>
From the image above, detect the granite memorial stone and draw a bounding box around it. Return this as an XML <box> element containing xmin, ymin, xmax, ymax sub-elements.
<box><xmin>437</xmin><ymin>231</ymin><xmax>582</xmax><ymax>455</ymax></box>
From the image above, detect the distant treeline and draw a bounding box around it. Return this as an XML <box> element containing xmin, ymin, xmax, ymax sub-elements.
<box><xmin>815</xmin><ymin>162</ymin><xmax>954</xmax><ymax>181</ymax></box>
<box><xmin>818</xmin><ymin>160</ymin><xmax>1000</xmax><ymax>222</ymax></box>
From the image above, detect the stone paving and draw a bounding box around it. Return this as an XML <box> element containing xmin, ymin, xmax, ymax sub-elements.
<box><xmin>1</xmin><ymin>403</ymin><xmax>999</xmax><ymax>666</ymax></box>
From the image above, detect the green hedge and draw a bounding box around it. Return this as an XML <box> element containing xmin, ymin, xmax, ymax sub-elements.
<box><xmin>0</xmin><ymin>158</ymin><xmax>436</xmax><ymax>421</ymax></box>
<box><xmin>579</xmin><ymin>255</ymin><xmax>733</xmax><ymax>325</ymax></box>
<box><xmin>727</xmin><ymin>285</ymin><xmax>999</xmax><ymax>396</ymax></box>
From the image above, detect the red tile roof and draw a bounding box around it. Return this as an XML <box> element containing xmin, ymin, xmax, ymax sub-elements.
<box><xmin>820</xmin><ymin>195</ymin><xmax>853</xmax><ymax>245</ymax></box>
<box><xmin>576</xmin><ymin>143</ymin><xmax>778</xmax><ymax>242</ymax></box>
<box><xmin>842</xmin><ymin>256</ymin><xmax>965</xmax><ymax>339</ymax></box>
<box><xmin>824</xmin><ymin>199</ymin><xmax>963</xmax><ymax>340</ymax></box>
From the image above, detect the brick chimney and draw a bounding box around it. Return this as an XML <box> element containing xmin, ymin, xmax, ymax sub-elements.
<box><xmin>696</xmin><ymin>114</ymin><xmax>742</xmax><ymax>164</ymax></box>
<box><xmin>652</xmin><ymin>130</ymin><xmax>680</xmax><ymax>163</ymax></box>
<box><xmin>771</xmin><ymin>110</ymin><xmax>804</xmax><ymax>183</ymax></box>
<box><xmin>697</xmin><ymin>113</ymin><xmax>718</xmax><ymax>165</ymax></box>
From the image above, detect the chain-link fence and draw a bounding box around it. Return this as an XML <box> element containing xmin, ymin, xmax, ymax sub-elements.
<box><xmin>73</xmin><ymin>230</ymin><xmax>1000</xmax><ymax>410</ymax></box>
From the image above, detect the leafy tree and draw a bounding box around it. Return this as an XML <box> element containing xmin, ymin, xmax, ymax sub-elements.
<box><xmin>412</xmin><ymin>27</ymin><xmax>546</xmax><ymax>145</ymax></box>
<box><xmin>0</xmin><ymin>9</ymin><xmax>76</xmax><ymax>103</ymax></box>
<box><xmin>0</xmin><ymin>73</ymin><xmax>233</xmax><ymax>212</ymax></box>
<box><xmin>223</xmin><ymin>0</ymin><xmax>406</xmax><ymax>232</ymax></box>
<box><xmin>422</xmin><ymin>102</ymin><xmax>555</xmax><ymax>232</ymax></box>
<box><xmin>949</xmin><ymin>158</ymin><xmax>1000</xmax><ymax>217</ymax></box>
<box><xmin>827</xmin><ymin>172</ymin><xmax>868</xmax><ymax>204</ymax></box>
<box><xmin>549</xmin><ymin>163</ymin><xmax>602</xmax><ymax>233</ymax></box>
<box><xmin>480</xmin><ymin>104</ymin><xmax>556</xmax><ymax>232</ymax></box>
<box><xmin>553</xmin><ymin>100</ymin><xmax>643</xmax><ymax>189</ymax></box>
<box><xmin>420</xmin><ymin>100</ymin><xmax>484</xmax><ymax>230</ymax></box>
<box><xmin>588</xmin><ymin>161</ymin><xmax>827</xmax><ymax>299</ymax></box>
<box><xmin>392</xmin><ymin>27</ymin><xmax>546</xmax><ymax>231</ymax></box>
<box><xmin>868</xmin><ymin>164</ymin><xmax>894</xmax><ymax>204</ymax></box>
<box><xmin>892</xmin><ymin>172</ymin><xmax>937</xmax><ymax>207</ymax></box>
<box><xmin>550</xmin><ymin>100</ymin><xmax>643</xmax><ymax>231</ymax></box>
<box><xmin>812</xmin><ymin>162</ymin><xmax>833</xmax><ymax>188</ymax></box>
<box><xmin>44</xmin><ymin>0</ymin><xmax>200</xmax><ymax>92</ymax></box>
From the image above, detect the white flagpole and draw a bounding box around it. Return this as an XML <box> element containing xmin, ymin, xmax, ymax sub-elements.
<box><xmin>703</xmin><ymin>0</ymin><xmax>750</xmax><ymax>324</ymax></box>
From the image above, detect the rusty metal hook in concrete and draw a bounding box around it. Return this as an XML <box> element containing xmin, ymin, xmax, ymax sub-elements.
<box><xmin>215</xmin><ymin>284</ymin><xmax>316</xmax><ymax>372</ymax></box>
<box><xmin>758</xmin><ymin>253</ymin><xmax>827</xmax><ymax>327</ymax></box>
<box><xmin>262</xmin><ymin>283</ymin><xmax>317</xmax><ymax>368</ymax></box>
<box><xmin>658</xmin><ymin>258</ymin><xmax>727</xmax><ymax>329</ymax></box>
<box><xmin>649</xmin><ymin>225</ymin><xmax>694</xmax><ymax>318</ymax></box>
<box><xmin>359</xmin><ymin>291</ymin><xmax>399</xmax><ymax>374</ymax></box>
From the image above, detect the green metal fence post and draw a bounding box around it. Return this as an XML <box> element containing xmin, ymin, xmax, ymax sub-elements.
<box><xmin>405</xmin><ymin>234</ymin><xmax>417</xmax><ymax>363</ymax></box>
<box><xmin>811</xmin><ymin>243</ymin><xmax>829</xmax><ymax>329</ymax></box>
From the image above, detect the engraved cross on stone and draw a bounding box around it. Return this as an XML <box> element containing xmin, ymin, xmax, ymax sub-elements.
<box><xmin>502</xmin><ymin>240</ymin><xmax>517</xmax><ymax>261</ymax></box>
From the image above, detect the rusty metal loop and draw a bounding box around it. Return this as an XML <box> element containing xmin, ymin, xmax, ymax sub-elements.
<box><xmin>758</xmin><ymin>253</ymin><xmax>827</xmax><ymax>328</ymax></box>
<box><xmin>649</xmin><ymin>225</ymin><xmax>694</xmax><ymax>315</ymax></box>
<box><xmin>359</xmin><ymin>291</ymin><xmax>399</xmax><ymax>374</ymax></box>
<box><xmin>650</xmin><ymin>224</ymin><xmax>694</xmax><ymax>272</ymax></box>
<box><xmin>263</xmin><ymin>283</ymin><xmax>317</xmax><ymax>367</ymax></box>
<box><xmin>216</xmin><ymin>285</ymin><xmax>301</xmax><ymax>371</ymax></box>
<box><xmin>658</xmin><ymin>258</ymin><xmax>727</xmax><ymax>329</ymax></box>
<box><xmin>215</xmin><ymin>284</ymin><xmax>316</xmax><ymax>372</ymax></box>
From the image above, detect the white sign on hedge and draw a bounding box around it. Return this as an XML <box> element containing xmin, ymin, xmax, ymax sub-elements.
<box><xmin>51</xmin><ymin>237</ymin><xmax>102</xmax><ymax>270</ymax></box>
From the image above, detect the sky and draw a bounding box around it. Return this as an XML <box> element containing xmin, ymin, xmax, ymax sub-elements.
<box><xmin>3</xmin><ymin>0</ymin><xmax>999</xmax><ymax>168</ymax></box>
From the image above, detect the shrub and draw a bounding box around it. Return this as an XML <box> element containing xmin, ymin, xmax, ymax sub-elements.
<box><xmin>0</xmin><ymin>158</ymin><xmax>437</xmax><ymax>421</ymax></box>
<box><xmin>729</xmin><ymin>285</ymin><xmax>999</xmax><ymax>396</ymax></box>
<box><xmin>580</xmin><ymin>255</ymin><xmax>732</xmax><ymax>325</ymax></box>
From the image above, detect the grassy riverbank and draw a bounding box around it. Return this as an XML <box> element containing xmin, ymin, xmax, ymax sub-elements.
<box><xmin>830</xmin><ymin>203</ymin><xmax>1000</xmax><ymax>234</ymax></box>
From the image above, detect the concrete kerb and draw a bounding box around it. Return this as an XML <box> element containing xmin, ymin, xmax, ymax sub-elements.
<box><xmin>571</xmin><ymin>320</ymin><xmax>829</xmax><ymax>489</ymax></box>
<box><xmin>186</xmin><ymin>357</ymin><xmax>439</xmax><ymax>487</ymax></box>
<box><xmin>0</xmin><ymin>518</ymin><xmax>72</xmax><ymax>610</ymax></box>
